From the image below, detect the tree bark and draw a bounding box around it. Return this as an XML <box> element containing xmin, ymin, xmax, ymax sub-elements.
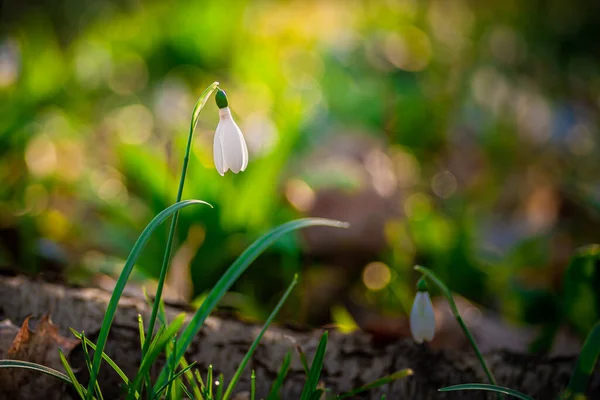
<box><xmin>0</xmin><ymin>275</ymin><xmax>598</xmax><ymax>399</ymax></box>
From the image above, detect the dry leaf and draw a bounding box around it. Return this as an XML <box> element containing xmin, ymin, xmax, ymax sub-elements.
<box><xmin>0</xmin><ymin>313</ymin><xmax>79</xmax><ymax>400</ymax></box>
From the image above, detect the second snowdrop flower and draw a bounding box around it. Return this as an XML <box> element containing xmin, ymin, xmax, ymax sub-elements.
<box><xmin>410</xmin><ymin>277</ymin><xmax>435</xmax><ymax>344</ymax></box>
<box><xmin>213</xmin><ymin>89</ymin><xmax>248</xmax><ymax>176</ymax></box>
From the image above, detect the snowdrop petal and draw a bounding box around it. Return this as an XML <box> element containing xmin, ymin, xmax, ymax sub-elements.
<box><xmin>214</xmin><ymin>107</ymin><xmax>248</xmax><ymax>175</ymax></box>
<box><xmin>213</xmin><ymin>126</ymin><xmax>226</xmax><ymax>176</ymax></box>
<box><xmin>410</xmin><ymin>291</ymin><xmax>435</xmax><ymax>343</ymax></box>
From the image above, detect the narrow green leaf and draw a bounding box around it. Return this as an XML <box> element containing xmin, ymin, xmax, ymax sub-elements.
<box><xmin>561</xmin><ymin>320</ymin><xmax>600</xmax><ymax>399</ymax></box>
<box><xmin>70</xmin><ymin>328</ymin><xmax>133</xmax><ymax>389</ymax></box>
<box><xmin>267</xmin><ymin>351</ymin><xmax>292</xmax><ymax>400</ymax></box>
<box><xmin>138</xmin><ymin>315</ymin><xmax>146</xmax><ymax>350</ymax></box>
<box><xmin>127</xmin><ymin>313</ymin><xmax>186</xmax><ymax>400</ymax></box>
<box><xmin>300</xmin><ymin>331</ymin><xmax>328</xmax><ymax>400</ymax></box>
<box><xmin>180</xmin><ymin>357</ymin><xmax>204</xmax><ymax>400</ymax></box>
<box><xmin>216</xmin><ymin>372</ymin><xmax>224</xmax><ymax>400</ymax></box>
<box><xmin>251</xmin><ymin>370</ymin><xmax>256</xmax><ymax>400</ymax></box>
<box><xmin>80</xmin><ymin>331</ymin><xmax>104</xmax><ymax>400</ymax></box>
<box><xmin>180</xmin><ymin>382</ymin><xmax>194</xmax><ymax>399</ymax></box>
<box><xmin>165</xmin><ymin>337</ymin><xmax>178</xmax><ymax>400</ymax></box>
<box><xmin>86</xmin><ymin>199</ymin><xmax>211</xmax><ymax>399</ymax></box>
<box><xmin>222</xmin><ymin>275</ymin><xmax>299</xmax><ymax>400</ymax></box>
<box><xmin>137</xmin><ymin>314</ymin><xmax>152</xmax><ymax>398</ymax></box>
<box><xmin>153</xmin><ymin>362</ymin><xmax>196</xmax><ymax>400</ymax></box>
<box><xmin>0</xmin><ymin>359</ymin><xmax>73</xmax><ymax>386</ymax></box>
<box><xmin>296</xmin><ymin>343</ymin><xmax>310</xmax><ymax>376</ymax></box>
<box><xmin>207</xmin><ymin>365</ymin><xmax>213</xmax><ymax>399</ymax></box>
<box><xmin>59</xmin><ymin>349</ymin><xmax>87</xmax><ymax>399</ymax></box>
<box><xmin>337</xmin><ymin>369</ymin><xmax>413</xmax><ymax>399</ymax></box>
<box><xmin>309</xmin><ymin>389</ymin><xmax>324</xmax><ymax>400</ymax></box>
<box><xmin>155</xmin><ymin>218</ymin><xmax>349</xmax><ymax>390</ymax></box>
<box><xmin>439</xmin><ymin>383</ymin><xmax>534</xmax><ymax>400</ymax></box>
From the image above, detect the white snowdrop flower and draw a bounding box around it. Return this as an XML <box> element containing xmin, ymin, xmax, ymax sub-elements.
<box><xmin>410</xmin><ymin>279</ymin><xmax>435</xmax><ymax>344</ymax></box>
<box><xmin>213</xmin><ymin>89</ymin><xmax>248</xmax><ymax>176</ymax></box>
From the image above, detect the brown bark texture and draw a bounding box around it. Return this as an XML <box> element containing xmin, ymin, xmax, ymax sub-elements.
<box><xmin>0</xmin><ymin>275</ymin><xmax>598</xmax><ymax>400</ymax></box>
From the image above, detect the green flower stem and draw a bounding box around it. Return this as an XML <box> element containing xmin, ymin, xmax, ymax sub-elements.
<box><xmin>414</xmin><ymin>265</ymin><xmax>497</xmax><ymax>387</ymax></box>
<box><xmin>142</xmin><ymin>82</ymin><xmax>219</xmax><ymax>359</ymax></box>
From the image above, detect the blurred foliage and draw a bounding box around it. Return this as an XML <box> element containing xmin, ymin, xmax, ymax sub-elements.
<box><xmin>1</xmin><ymin>0</ymin><xmax>600</xmax><ymax>347</ymax></box>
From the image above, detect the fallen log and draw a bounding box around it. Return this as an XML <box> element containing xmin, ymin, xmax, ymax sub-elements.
<box><xmin>0</xmin><ymin>275</ymin><xmax>598</xmax><ymax>399</ymax></box>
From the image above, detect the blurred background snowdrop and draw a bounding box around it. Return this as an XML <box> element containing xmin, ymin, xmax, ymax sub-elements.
<box><xmin>1</xmin><ymin>0</ymin><xmax>599</xmax><ymax>352</ymax></box>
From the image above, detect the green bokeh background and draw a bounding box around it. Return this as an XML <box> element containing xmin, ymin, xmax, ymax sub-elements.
<box><xmin>1</xmin><ymin>0</ymin><xmax>599</xmax><ymax>345</ymax></box>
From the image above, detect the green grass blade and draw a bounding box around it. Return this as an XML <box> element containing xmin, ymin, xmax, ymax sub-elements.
<box><xmin>155</xmin><ymin>218</ymin><xmax>349</xmax><ymax>390</ymax></box>
<box><xmin>86</xmin><ymin>199</ymin><xmax>211</xmax><ymax>399</ymax></box>
<box><xmin>414</xmin><ymin>265</ymin><xmax>497</xmax><ymax>386</ymax></box>
<box><xmin>180</xmin><ymin>357</ymin><xmax>204</xmax><ymax>400</ymax></box>
<box><xmin>207</xmin><ymin>365</ymin><xmax>213</xmax><ymax>399</ymax></box>
<box><xmin>309</xmin><ymin>389</ymin><xmax>324</xmax><ymax>400</ymax></box>
<box><xmin>138</xmin><ymin>314</ymin><xmax>146</xmax><ymax>350</ymax></box>
<box><xmin>266</xmin><ymin>351</ymin><xmax>292</xmax><ymax>400</ymax></box>
<box><xmin>180</xmin><ymin>382</ymin><xmax>194</xmax><ymax>399</ymax></box>
<box><xmin>80</xmin><ymin>331</ymin><xmax>104</xmax><ymax>400</ymax></box>
<box><xmin>300</xmin><ymin>331</ymin><xmax>328</xmax><ymax>400</ymax></box>
<box><xmin>295</xmin><ymin>343</ymin><xmax>310</xmax><ymax>376</ymax></box>
<box><xmin>337</xmin><ymin>369</ymin><xmax>413</xmax><ymax>399</ymax></box>
<box><xmin>59</xmin><ymin>348</ymin><xmax>87</xmax><ymax>399</ymax></box>
<box><xmin>195</xmin><ymin>368</ymin><xmax>207</xmax><ymax>398</ymax></box>
<box><xmin>0</xmin><ymin>359</ymin><xmax>73</xmax><ymax>386</ymax></box>
<box><xmin>153</xmin><ymin>362</ymin><xmax>196</xmax><ymax>400</ymax></box>
<box><xmin>439</xmin><ymin>384</ymin><xmax>535</xmax><ymax>400</ymax></box>
<box><xmin>137</xmin><ymin>314</ymin><xmax>152</xmax><ymax>400</ymax></box>
<box><xmin>251</xmin><ymin>370</ymin><xmax>256</xmax><ymax>400</ymax></box>
<box><xmin>127</xmin><ymin>313</ymin><xmax>186</xmax><ymax>400</ymax></box>
<box><xmin>561</xmin><ymin>320</ymin><xmax>600</xmax><ymax>399</ymax></box>
<box><xmin>216</xmin><ymin>372</ymin><xmax>224</xmax><ymax>400</ymax></box>
<box><xmin>70</xmin><ymin>328</ymin><xmax>133</xmax><ymax>389</ymax></box>
<box><xmin>165</xmin><ymin>337</ymin><xmax>177</xmax><ymax>400</ymax></box>
<box><xmin>222</xmin><ymin>275</ymin><xmax>299</xmax><ymax>400</ymax></box>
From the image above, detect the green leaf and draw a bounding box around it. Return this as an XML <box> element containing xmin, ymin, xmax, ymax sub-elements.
<box><xmin>180</xmin><ymin>357</ymin><xmax>204</xmax><ymax>400</ymax></box>
<box><xmin>154</xmin><ymin>218</ymin><xmax>348</xmax><ymax>390</ymax></box>
<box><xmin>295</xmin><ymin>343</ymin><xmax>310</xmax><ymax>376</ymax></box>
<box><xmin>337</xmin><ymin>369</ymin><xmax>413</xmax><ymax>399</ymax></box>
<box><xmin>153</xmin><ymin>362</ymin><xmax>197</xmax><ymax>400</ymax></box>
<box><xmin>562</xmin><ymin>245</ymin><xmax>600</xmax><ymax>337</ymax></box>
<box><xmin>59</xmin><ymin>348</ymin><xmax>87</xmax><ymax>399</ymax></box>
<box><xmin>267</xmin><ymin>351</ymin><xmax>292</xmax><ymax>400</ymax></box>
<box><xmin>309</xmin><ymin>389</ymin><xmax>324</xmax><ymax>400</ymax></box>
<box><xmin>70</xmin><ymin>328</ymin><xmax>133</xmax><ymax>390</ymax></box>
<box><xmin>80</xmin><ymin>331</ymin><xmax>104</xmax><ymax>400</ymax></box>
<box><xmin>216</xmin><ymin>372</ymin><xmax>224</xmax><ymax>400</ymax></box>
<box><xmin>127</xmin><ymin>313</ymin><xmax>186</xmax><ymax>400</ymax></box>
<box><xmin>300</xmin><ymin>331</ymin><xmax>328</xmax><ymax>400</ymax></box>
<box><xmin>222</xmin><ymin>275</ymin><xmax>299</xmax><ymax>400</ymax></box>
<box><xmin>251</xmin><ymin>370</ymin><xmax>256</xmax><ymax>400</ymax></box>
<box><xmin>439</xmin><ymin>383</ymin><xmax>535</xmax><ymax>400</ymax></box>
<box><xmin>561</xmin><ymin>320</ymin><xmax>600</xmax><ymax>399</ymax></box>
<box><xmin>86</xmin><ymin>199</ymin><xmax>211</xmax><ymax>399</ymax></box>
<box><xmin>0</xmin><ymin>359</ymin><xmax>73</xmax><ymax>386</ymax></box>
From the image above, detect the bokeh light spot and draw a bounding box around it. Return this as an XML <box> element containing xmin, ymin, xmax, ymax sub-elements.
<box><xmin>431</xmin><ymin>170</ymin><xmax>458</xmax><ymax>199</ymax></box>
<box><xmin>362</xmin><ymin>261</ymin><xmax>392</xmax><ymax>291</ymax></box>
<box><xmin>285</xmin><ymin>179</ymin><xmax>316</xmax><ymax>212</ymax></box>
<box><xmin>25</xmin><ymin>134</ymin><xmax>57</xmax><ymax>178</ymax></box>
<box><xmin>404</xmin><ymin>193</ymin><xmax>432</xmax><ymax>221</ymax></box>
